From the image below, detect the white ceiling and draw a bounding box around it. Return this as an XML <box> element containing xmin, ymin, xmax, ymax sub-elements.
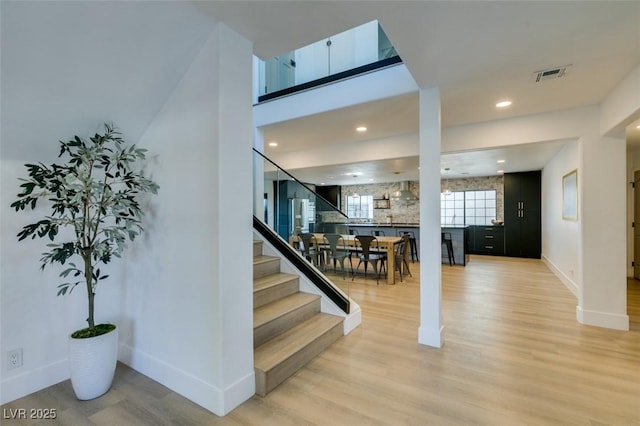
<box><xmin>206</xmin><ymin>2</ymin><xmax>640</xmax><ymax>184</ymax></box>
<box><xmin>282</xmin><ymin>140</ymin><xmax>571</xmax><ymax>186</ymax></box>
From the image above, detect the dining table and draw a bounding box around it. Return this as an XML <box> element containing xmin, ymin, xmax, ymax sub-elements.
<box><xmin>311</xmin><ymin>233</ymin><xmax>402</xmax><ymax>285</ymax></box>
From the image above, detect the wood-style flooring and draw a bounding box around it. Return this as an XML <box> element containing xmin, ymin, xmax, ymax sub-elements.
<box><xmin>3</xmin><ymin>255</ymin><xmax>639</xmax><ymax>425</ymax></box>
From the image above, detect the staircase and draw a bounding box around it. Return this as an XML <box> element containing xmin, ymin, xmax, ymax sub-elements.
<box><xmin>253</xmin><ymin>240</ymin><xmax>343</xmax><ymax>396</ymax></box>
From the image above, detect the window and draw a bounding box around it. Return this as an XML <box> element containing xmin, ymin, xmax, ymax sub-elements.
<box><xmin>464</xmin><ymin>190</ymin><xmax>496</xmax><ymax>225</ymax></box>
<box><xmin>346</xmin><ymin>195</ymin><xmax>373</xmax><ymax>219</ymax></box>
<box><xmin>441</xmin><ymin>191</ymin><xmax>464</xmax><ymax>226</ymax></box>
<box><xmin>441</xmin><ymin>190</ymin><xmax>497</xmax><ymax>226</ymax></box>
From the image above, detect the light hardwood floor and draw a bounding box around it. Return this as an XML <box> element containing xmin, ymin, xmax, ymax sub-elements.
<box><xmin>3</xmin><ymin>255</ymin><xmax>639</xmax><ymax>425</ymax></box>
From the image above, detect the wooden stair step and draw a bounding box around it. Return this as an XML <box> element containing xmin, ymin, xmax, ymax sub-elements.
<box><xmin>254</xmin><ymin>293</ymin><xmax>320</xmax><ymax>347</ymax></box>
<box><xmin>254</xmin><ymin>313</ymin><xmax>343</xmax><ymax>397</ymax></box>
<box><xmin>253</xmin><ymin>273</ymin><xmax>300</xmax><ymax>309</ymax></box>
<box><xmin>253</xmin><ymin>255</ymin><xmax>281</xmax><ymax>279</ymax></box>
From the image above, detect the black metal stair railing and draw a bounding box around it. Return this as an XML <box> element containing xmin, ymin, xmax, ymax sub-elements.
<box><xmin>253</xmin><ymin>148</ymin><xmax>350</xmax><ymax>314</ymax></box>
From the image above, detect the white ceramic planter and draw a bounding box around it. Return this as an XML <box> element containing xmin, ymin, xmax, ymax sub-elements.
<box><xmin>69</xmin><ymin>325</ymin><xmax>118</xmax><ymax>400</ymax></box>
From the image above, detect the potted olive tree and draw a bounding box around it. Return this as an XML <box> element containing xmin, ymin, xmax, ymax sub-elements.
<box><xmin>10</xmin><ymin>123</ymin><xmax>159</xmax><ymax>400</ymax></box>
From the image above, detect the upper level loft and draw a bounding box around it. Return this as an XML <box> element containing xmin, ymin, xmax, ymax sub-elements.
<box><xmin>254</xmin><ymin>20</ymin><xmax>401</xmax><ymax>103</ymax></box>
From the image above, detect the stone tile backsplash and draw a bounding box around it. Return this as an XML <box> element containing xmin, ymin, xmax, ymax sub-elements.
<box><xmin>330</xmin><ymin>176</ymin><xmax>504</xmax><ymax>224</ymax></box>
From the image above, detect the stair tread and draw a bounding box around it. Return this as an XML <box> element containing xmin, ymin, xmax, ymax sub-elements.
<box><xmin>254</xmin><ymin>292</ymin><xmax>319</xmax><ymax>328</ymax></box>
<box><xmin>254</xmin><ymin>272</ymin><xmax>299</xmax><ymax>292</ymax></box>
<box><xmin>253</xmin><ymin>255</ymin><xmax>279</xmax><ymax>265</ymax></box>
<box><xmin>254</xmin><ymin>313</ymin><xmax>343</xmax><ymax>371</ymax></box>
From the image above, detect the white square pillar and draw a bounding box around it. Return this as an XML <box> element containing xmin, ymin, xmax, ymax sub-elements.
<box><xmin>418</xmin><ymin>87</ymin><xmax>444</xmax><ymax>347</ymax></box>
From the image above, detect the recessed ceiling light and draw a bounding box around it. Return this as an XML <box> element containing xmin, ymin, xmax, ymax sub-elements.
<box><xmin>320</xmin><ymin>182</ymin><xmax>326</xmax><ymax>185</ymax></box>
<box><xmin>497</xmin><ymin>170</ymin><xmax>504</xmax><ymax>174</ymax></box>
<box><xmin>496</xmin><ymin>101</ymin><xmax>512</xmax><ymax>108</ymax></box>
<box><xmin>497</xmin><ymin>159</ymin><xmax>505</xmax><ymax>163</ymax></box>
<box><xmin>268</xmin><ymin>142</ymin><xmax>278</xmax><ymax>147</ymax></box>
<box><xmin>356</xmin><ymin>126</ymin><xmax>367</xmax><ymax>132</ymax></box>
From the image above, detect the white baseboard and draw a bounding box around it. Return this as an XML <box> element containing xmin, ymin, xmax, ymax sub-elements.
<box><xmin>0</xmin><ymin>359</ymin><xmax>68</xmax><ymax>405</ymax></box>
<box><xmin>541</xmin><ymin>255</ymin><xmax>578</xmax><ymax>297</ymax></box>
<box><xmin>576</xmin><ymin>306</ymin><xmax>629</xmax><ymax>331</ymax></box>
<box><xmin>343</xmin><ymin>304</ymin><xmax>362</xmax><ymax>335</ymax></box>
<box><xmin>418</xmin><ymin>325</ymin><xmax>444</xmax><ymax>348</ymax></box>
<box><xmin>119</xmin><ymin>344</ymin><xmax>255</xmax><ymax>416</ymax></box>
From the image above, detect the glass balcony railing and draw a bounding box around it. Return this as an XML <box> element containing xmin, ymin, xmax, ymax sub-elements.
<box><xmin>256</xmin><ymin>20</ymin><xmax>400</xmax><ymax>102</ymax></box>
<box><xmin>253</xmin><ymin>148</ymin><xmax>352</xmax><ymax>306</ymax></box>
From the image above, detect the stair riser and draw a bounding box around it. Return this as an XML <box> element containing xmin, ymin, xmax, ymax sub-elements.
<box><xmin>254</xmin><ymin>258</ymin><xmax>281</xmax><ymax>279</ymax></box>
<box><xmin>253</xmin><ymin>241</ymin><xmax>263</xmax><ymax>257</ymax></box>
<box><xmin>254</xmin><ymin>278</ymin><xmax>300</xmax><ymax>309</ymax></box>
<box><xmin>255</xmin><ymin>321</ymin><xmax>343</xmax><ymax>397</ymax></box>
<box><xmin>254</xmin><ymin>298</ymin><xmax>320</xmax><ymax>348</ymax></box>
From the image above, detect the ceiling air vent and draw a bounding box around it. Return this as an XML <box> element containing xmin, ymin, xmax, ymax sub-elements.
<box><xmin>534</xmin><ymin>65</ymin><xmax>571</xmax><ymax>83</ymax></box>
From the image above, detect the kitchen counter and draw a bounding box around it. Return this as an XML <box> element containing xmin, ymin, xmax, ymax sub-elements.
<box><xmin>348</xmin><ymin>223</ymin><xmax>420</xmax><ymax>228</ymax></box>
<box><xmin>442</xmin><ymin>226</ymin><xmax>469</xmax><ymax>266</ymax></box>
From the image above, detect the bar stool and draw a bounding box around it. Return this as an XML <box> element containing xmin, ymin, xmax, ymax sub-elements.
<box><xmin>441</xmin><ymin>232</ymin><xmax>455</xmax><ymax>266</ymax></box>
<box><xmin>398</xmin><ymin>231</ymin><xmax>419</xmax><ymax>262</ymax></box>
<box><xmin>371</xmin><ymin>230</ymin><xmax>385</xmax><ymax>236</ymax></box>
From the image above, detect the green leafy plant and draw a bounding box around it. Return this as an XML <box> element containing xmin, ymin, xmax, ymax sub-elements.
<box><xmin>11</xmin><ymin>123</ymin><xmax>159</xmax><ymax>337</ymax></box>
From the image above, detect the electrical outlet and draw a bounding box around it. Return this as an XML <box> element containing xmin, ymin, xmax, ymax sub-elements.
<box><xmin>8</xmin><ymin>348</ymin><xmax>23</xmax><ymax>370</ymax></box>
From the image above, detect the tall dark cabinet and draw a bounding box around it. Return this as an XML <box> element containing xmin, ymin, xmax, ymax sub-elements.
<box><xmin>504</xmin><ymin>171</ymin><xmax>541</xmax><ymax>258</ymax></box>
<box><xmin>315</xmin><ymin>185</ymin><xmax>341</xmax><ymax>210</ymax></box>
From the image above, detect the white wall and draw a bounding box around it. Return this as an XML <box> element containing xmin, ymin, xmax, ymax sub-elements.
<box><xmin>541</xmin><ymin>140</ymin><xmax>581</xmax><ymax>296</ymax></box>
<box><xmin>1</xmin><ymin>160</ymin><xmax>94</xmax><ymax>403</ymax></box>
<box><xmin>1</xmin><ymin>2</ymin><xmax>256</xmax><ymax>413</ymax></box>
<box><xmin>0</xmin><ymin>1</ymin><xmax>214</xmax><ymax>162</ymax></box>
<box><xmin>119</xmin><ymin>25</ymin><xmax>255</xmax><ymax>415</ymax></box>
<box><xmin>600</xmin><ymin>64</ymin><xmax>640</xmax><ymax>137</ymax></box>
<box><xmin>442</xmin><ymin>106</ymin><xmax>598</xmax><ymax>152</ymax></box>
<box><xmin>0</xmin><ymin>1</ymin><xmax>215</xmax><ymax>404</ymax></box>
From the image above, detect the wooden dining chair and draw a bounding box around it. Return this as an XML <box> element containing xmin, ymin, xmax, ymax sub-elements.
<box><xmin>393</xmin><ymin>233</ymin><xmax>412</xmax><ymax>282</ymax></box>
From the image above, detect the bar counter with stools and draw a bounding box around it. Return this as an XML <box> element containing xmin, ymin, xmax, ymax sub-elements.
<box><xmin>440</xmin><ymin>226</ymin><xmax>468</xmax><ymax>266</ymax></box>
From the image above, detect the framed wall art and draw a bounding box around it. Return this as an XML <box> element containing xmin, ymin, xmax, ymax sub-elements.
<box><xmin>562</xmin><ymin>169</ymin><xmax>578</xmax><ymax>221</ymax></box>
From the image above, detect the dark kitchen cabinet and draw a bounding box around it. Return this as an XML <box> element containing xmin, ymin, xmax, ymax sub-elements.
<box><xmin>315</xmin><ymin>185</ymin><xmax>341</xmax><ymax>211</ymax></box>
<box><xmin>470</xmin><ymin>225</ymin><xmax>505</xmax><ymax>255</ymax></box>
<box><xmin>504</xmin><ymin>171</ymin><xmax>541</xmax><ymax>258</ymax></box>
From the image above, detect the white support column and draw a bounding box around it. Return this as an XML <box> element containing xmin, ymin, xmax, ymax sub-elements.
<box><xmin>578</xmin><ymin>127</ymin><xmax>628</xmax><ymax>330</ymax></box>
<box><xmin>215</xmin><ymin>24</ymin><xmax>256</xmax><ymax>413</ymax></box>
<box><xmin>418</xmin><ymin>87</ymin><xmax>444</xmax><ymax>347</ymax></box>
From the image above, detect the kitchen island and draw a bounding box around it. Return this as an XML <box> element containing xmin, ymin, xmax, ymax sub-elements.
<box><xmin>441</xmin><ymin>226</ymin><xmax>469</xmax><ymax>266</ymax></box>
